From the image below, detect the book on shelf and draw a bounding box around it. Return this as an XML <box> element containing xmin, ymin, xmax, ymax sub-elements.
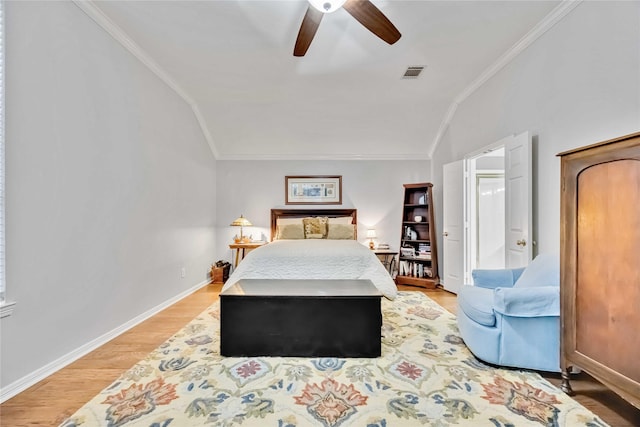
<box><xmin>418</xmin><ymin>243</ymin><xmax>431</xmax><ymax>252</ymax></box>
<box><xmin>399</xmin><ymin>260</ymin><xmax>433</xmax><ymax>278</ymax></box>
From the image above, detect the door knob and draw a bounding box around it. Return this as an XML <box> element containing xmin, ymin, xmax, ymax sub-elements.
<box><xmin>517</xmin><ymin>239</ymin><xmax>527</xmax><ymax>247</ymax></box>
<box><xmin>443</xmin><ymin>232</ymin><xmax>449</xmax><ymax>237</ymax></box>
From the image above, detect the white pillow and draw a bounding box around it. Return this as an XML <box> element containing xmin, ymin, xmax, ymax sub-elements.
<box><xmin>328</xmin><ymin>216</ymin><xmax>354</xmax><ymax>225</ymax></box>
<box><xmin>276</xmin><ymin>217</ymin><xmax>303</xmax><ymax>226</ymax></box>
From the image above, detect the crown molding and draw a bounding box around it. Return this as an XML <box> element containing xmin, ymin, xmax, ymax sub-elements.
<box><xmin>217</xmin><ymin>152</ymin><xmax>431</xmax><ymax>161</ymax></box>
<box><xmin>72</xmin><ymin>0</ymin><xmax>219</xmax><ymax>159</ymax></box>
<box><xmin>191</xmin><ymin>104</ymin><xmax>219</xmax><ymax>158</ymax></box>
<box><xmin>429</xmin><ymin>0</ymin><xmax>583</xmax><ymax>158</ymax></box>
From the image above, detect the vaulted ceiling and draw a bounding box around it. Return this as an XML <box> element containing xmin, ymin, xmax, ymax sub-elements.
<box><xmin>84</xmin><ymin>0</ymin><xmax>562</xmax><ymax>160</ymax></box>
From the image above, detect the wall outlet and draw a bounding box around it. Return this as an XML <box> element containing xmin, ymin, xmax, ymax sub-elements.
<box><xmin>180</xmin><ymin>267</ymin><xmax>186</xmax><ymax>278</ymax></box>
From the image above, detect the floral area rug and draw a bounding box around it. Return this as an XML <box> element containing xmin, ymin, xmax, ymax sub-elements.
<box><xmin>60</xmin><ymin>291</ymin><xmax>608</xmax><ymax>427</ymax></box>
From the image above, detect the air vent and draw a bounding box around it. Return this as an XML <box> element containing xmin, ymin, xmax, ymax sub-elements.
<box><xmin>402</xmin><ymin>66</ymin><xmax>425</xmax><ymax>79</ymax></box>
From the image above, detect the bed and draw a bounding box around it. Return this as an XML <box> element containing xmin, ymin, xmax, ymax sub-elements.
<box><xmin>221</xmin><ymin>208</ymin><xmax>397</xmax><ymax>300</ymax></box>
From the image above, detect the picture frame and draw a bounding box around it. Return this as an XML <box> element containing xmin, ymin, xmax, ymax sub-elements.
<box><xmin>285</xmin><ymin>175</ymin><xmax>342</xmax><ymax>205</ymax></box>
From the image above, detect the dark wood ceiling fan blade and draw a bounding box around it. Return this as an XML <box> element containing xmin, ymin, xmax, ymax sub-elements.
<box><xmin>294</xmin><ymin>6</ymin><xmax>324</xmax><ymax>57</ymax></box>
<box><xmin>343</xmin><ymin>0</ymin><xmax>401</xmax><ymax>45</ymax></box>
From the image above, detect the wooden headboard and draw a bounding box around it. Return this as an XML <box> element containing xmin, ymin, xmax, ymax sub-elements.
<box><xmin>270</xmin><ymin>209</ymin><xmax>357</xmax><ymax>241</ymax></box>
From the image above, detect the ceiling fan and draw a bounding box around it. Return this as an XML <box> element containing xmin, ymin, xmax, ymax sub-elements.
<box><xmin>294</xmin><ymin>0</ymin><xmax>401</xmax><ymax>57</ymax></box>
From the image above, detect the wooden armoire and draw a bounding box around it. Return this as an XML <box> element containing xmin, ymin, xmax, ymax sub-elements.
<box><xmin>558</xmin><ymin>131</ymin><xmax>640</xmax><ymax>409</ymax></box>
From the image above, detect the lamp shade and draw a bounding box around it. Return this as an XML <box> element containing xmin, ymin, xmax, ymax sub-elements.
<box><xmin>230</xmin><ymin>215</ymin><xmax>252</xmax><ymax>242</ymax></box>
<box><xmin>230</xmin><ymin>215</ymin><xmax>252</xmax><ymax>227</ymax></box>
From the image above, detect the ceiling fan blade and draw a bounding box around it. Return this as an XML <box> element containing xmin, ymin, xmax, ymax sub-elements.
<box><xmin>294</xmin><ymin>6</ymin><xmax>324</xmax><ymax>57</ymax></box>
<box><xmin>343</xmin><ymin>0</ymin><xmax>401</xmax><ymax>45</ymax></box>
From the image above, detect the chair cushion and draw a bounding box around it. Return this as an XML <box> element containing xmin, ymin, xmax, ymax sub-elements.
<box><xmin>472</xmin><ymin>268</ymin><xmax>520</xmax><ymax>288</ymax></box>
<box><xmin>458</xmin><ymin>285</ymin><xmax>496</xmax><ymax>327</ymax></box>
<box><xmin>513</xmin><ymin>253</ymin><xmax>560</xmax><ymax>288</ymax></box>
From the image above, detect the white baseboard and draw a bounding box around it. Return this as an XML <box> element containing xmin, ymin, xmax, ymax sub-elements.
<box><xmin>0</xmin><ymin>279</ymin><xmax>211</xmax><ymax>403</ymax></box>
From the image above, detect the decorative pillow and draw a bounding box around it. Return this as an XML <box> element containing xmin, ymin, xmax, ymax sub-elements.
<box><xmin>275</xmin><ymin>224</ymin><xmax>305</xmax><ymax>240</ymax></box>
<box><xmin>326</xmin><ymin>223</ymin><xmax>356</xmax><ymax>240</ymax></box>
<box><xmin>302</xmin><ymin>217</ymin><xmax>329</xmax><ymax>239</ymax></box>
<box><xmin>328</xmin><ymin>216</ymin><xmax>354</xmax><ymax>225</ymax></box>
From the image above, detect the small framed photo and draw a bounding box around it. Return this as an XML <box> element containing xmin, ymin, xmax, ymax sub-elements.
<box><xmin>285</xmin><ymin>175</ymin><xmax>342</xmax><ymax>205</ymax></box>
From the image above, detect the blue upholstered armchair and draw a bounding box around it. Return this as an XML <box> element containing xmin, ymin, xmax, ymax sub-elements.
<box><xmin>456</xmin><ymin>254</ymin><xmax>561</xmax><ymax>372</ymax></box>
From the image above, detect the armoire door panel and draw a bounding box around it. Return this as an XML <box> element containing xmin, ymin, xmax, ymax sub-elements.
<box><xmin>576</xmin><ymin>160</ymin><xmax>640</xmax><ymax>382</ymax></box>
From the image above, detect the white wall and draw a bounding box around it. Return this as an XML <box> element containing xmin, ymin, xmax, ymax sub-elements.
<box><xmin>432</xmin><ymin>1</ymin><xmax>640</xmax><ymax>260</ymax></box>
<box><xmin>215</xmin><ymin>160</ymin><xmax>430</xmax><ymax>265</ymax></box>
<box><xmin>1</xmin><ymin>2</ymin><xmax>217</xmax><ymax>392</ymax></box>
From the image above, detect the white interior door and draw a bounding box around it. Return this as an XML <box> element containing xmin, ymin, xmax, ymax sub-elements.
<box><xmin>504</xmin><ymin>131</ymin><xmax>532</xmax><ymax>267</ymax></box>
<box><xmin>442</xmin><ymin>160</ymin><xmax>465</xmax><ymax>294</ymax></box>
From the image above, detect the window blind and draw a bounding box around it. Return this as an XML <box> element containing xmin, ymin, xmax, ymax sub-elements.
<box><xmin>0</xmin><ymin>1</ymin><xmax>6</xmax><ymax>303</ymax></box>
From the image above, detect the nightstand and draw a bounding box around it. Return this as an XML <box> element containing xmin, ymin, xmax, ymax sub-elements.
<box><xmin>229</xmin><ymin>242</ymin><xmax>266</xmax><ymax>267</ymax></box>
<box><xmin>374</xmin><ymin>249</ymin><xmax>398</xmax><ymax>275</ymax></box>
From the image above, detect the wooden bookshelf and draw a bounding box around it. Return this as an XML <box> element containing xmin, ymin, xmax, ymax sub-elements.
<box><xmin>396</xmin><ymin>183</ymin><xmax>439</xmax><ymax>289</ymax></box>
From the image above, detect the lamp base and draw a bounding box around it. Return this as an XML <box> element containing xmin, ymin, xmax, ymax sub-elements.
<box><xmin>369</xmin><ymin>240</ymin><xmax>375</xmax><ymax>249</ymax></box>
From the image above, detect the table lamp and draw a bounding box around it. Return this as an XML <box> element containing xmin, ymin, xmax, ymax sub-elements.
<box><xmin>230</xmin><ymin>215</ymin><xmax>252</xmax><ymax>243</ymax></box>
<box><xmin>366</xmin><ymin>228</ymin><xmax>377</xmax><ymax>249</ymax></box>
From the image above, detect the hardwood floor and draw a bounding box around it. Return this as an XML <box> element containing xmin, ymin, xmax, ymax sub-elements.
<box><xmin>1</xmin><ymin>284</ymin><xmax>638</xmax><ymax>426</ymax></box>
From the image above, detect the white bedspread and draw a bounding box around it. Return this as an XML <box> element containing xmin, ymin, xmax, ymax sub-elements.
<box><xmin>222</xmin><ymin>240</ymin><xmax>397</xmax><ymax>300</ymax></box>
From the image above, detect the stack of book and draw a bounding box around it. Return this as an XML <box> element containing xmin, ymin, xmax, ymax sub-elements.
<box><xmin>398</xmin><ymin>261</ymin><xmax>433</xmax><ymax>278</ymax></box>
<box><xmin>415</xmin><ymin>243</ymin><xmax>431</xmax><ymax>260</ymax></box>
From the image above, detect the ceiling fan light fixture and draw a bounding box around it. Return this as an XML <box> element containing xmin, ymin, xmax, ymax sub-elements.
<box><xmin>308</xmin><ymin>0</ymin><xmax>347</xmax><ymax>14</ymax></box>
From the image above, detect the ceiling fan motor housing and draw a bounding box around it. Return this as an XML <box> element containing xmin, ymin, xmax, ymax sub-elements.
<box><xmin>308</xmin><ymin>0</ymin><xmax>346</xmax><ymax>13</ymax></box>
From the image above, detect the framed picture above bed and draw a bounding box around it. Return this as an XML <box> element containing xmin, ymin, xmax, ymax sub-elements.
<box><xmin>285</xmin><ymin>175</ymin><xmax>342</xmax><ymax>205</ymax></box>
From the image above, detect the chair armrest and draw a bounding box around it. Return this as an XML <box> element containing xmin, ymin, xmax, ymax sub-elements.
<box><xmin>472</xmin><ymin>267</ymin><xmax>525</xmax><ymax>289</ymax></box>
<box><xmin>493</xmin><ymin>286</ymin><xmax>559</xmax><ymax>317</ymax></box>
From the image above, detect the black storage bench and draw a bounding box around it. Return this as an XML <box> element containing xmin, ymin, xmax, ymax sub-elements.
<box><xmin>220</xmin><ymin>279</ymin><xmax>382</xmax><ymax>358</ymax></box>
